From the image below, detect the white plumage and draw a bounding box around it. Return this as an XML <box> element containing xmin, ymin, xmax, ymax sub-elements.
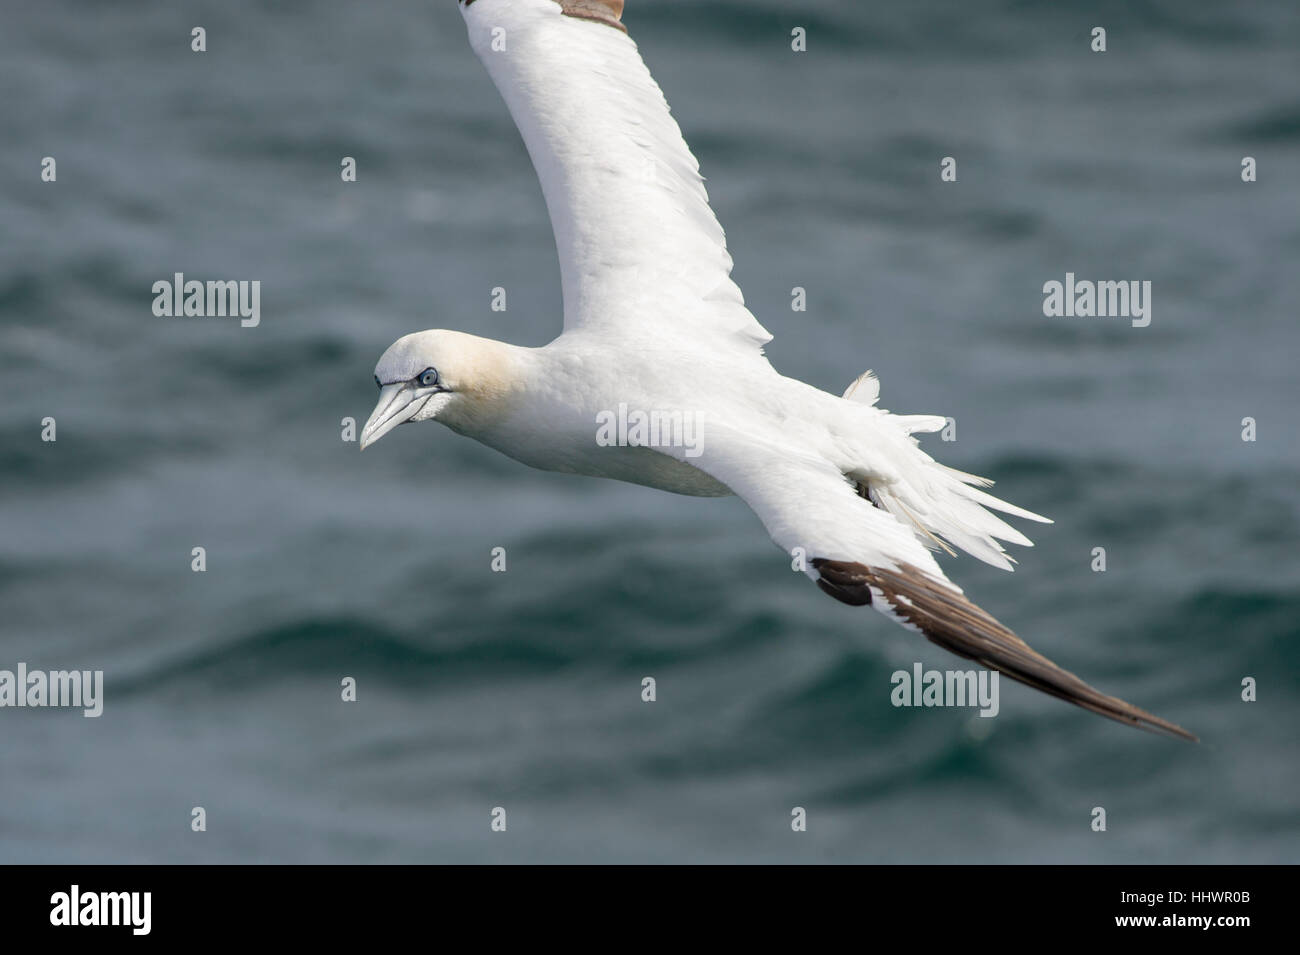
<box><xmin>459</xmin><ymin>0</ymin><xmax>1044</xmax><ymax>577</ymax></box>
<box><xmin>463</xmin><ymin>0</ymin><xmax>770</xmax><ymax>354</ymax></box>
<box><xmin>358</xmin><ymin>0</ymin><xmax>1195</xmax><ymax>740</ymax></box>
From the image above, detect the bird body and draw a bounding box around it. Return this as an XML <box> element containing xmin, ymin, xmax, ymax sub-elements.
<box><xmin>360</xmin><ymin>0</ymin><xmax>1196</xmax><ymax>741</ymax></box>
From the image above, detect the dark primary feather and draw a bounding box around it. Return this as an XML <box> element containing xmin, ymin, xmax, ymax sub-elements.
<box><xmin>812</xmin><ymin>558</ymin><xmax>1198</xmax><ymax>742</ymax></box>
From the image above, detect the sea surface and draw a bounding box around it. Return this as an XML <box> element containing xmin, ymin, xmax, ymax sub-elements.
<box><xmin>1</xmin><ymin>0</ymin><xmax>1297</xmax><ymax>863</ymax></box>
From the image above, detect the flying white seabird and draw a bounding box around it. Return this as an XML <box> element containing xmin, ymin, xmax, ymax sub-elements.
<box><xmin>361</xmin><ymin>0</ymin><xmax>1195</xmax><ymax>741</ymax></box>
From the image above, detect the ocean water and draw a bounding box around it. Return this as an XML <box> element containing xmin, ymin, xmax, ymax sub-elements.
<box><xmin>1</xmin><ymin>0</ymin><xmax>1297</xmax><ymax>863</ymax></box>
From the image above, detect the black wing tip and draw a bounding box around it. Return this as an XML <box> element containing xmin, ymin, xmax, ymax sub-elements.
<box><xmin>811</xmin><ymin>557</ymin><xmax>1199</xmax><ymax>742</ymax></box>
<box><xmin>812</xmin><ymin>557</ymin><xmax>873</xmax><ymax>606</ymax></box>
<box><xmin>463</xmin><ymin>0</ymin><xmax>628</xmax><ymax>33</ymax></box>
<box><xmin>1127</xmin><ymin>714</ymin><xmax>1200</xmax><ymax>743</ymax></box>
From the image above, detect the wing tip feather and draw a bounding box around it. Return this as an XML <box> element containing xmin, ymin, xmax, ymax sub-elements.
<box><xmin>464</xmin><ymin>0</ymin><xmax>627</xmax><ymax>33</ymax></box>
<box><xmin>810</xmin><ymin>557</ymin><xmax>1197</xmax><ymax>742</ymax></box>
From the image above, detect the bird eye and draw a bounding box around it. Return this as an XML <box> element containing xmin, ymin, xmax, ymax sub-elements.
<box><xmin>417</xmin><ymin>367</ymin><xmax>439</xmax><ymax>388</ymax></box>
<box><xmin>374</xmin><ymin>375</ymin><xmax>381</xmax><ymax>389</ymax></box>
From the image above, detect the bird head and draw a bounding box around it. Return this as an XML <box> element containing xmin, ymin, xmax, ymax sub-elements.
<box><xmin>360</xmin><ymin>329</ymin><xmax>516</xmax><ymax>449</ymax></box>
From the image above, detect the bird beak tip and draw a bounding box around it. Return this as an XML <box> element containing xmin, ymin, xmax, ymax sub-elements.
<box><xmin>361</xmin><ymin>381</ymin><xmax>423</xmax><ymax>451</ymax></box>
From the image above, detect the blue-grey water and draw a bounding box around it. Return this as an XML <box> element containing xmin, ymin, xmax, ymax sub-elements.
<box><xmin>2</xmin><ymin>0</ymin><xmax>1297</xmax><ymax>863</ymax></box>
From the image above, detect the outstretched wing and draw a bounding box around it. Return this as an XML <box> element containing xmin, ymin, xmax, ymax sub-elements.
<box><xmin>664</xmin><ymin>429</ymin><xmax>1197</xmax><ymax>741</ymax></box>
<box><xmin>460</xmin><ymin>0</ymin><xmax>772</xmax><ymax>355</ymax></box>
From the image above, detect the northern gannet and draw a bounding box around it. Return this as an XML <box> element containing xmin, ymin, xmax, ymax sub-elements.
<box><xmin>361</xmin><ymin>0</ymin><xmax>1195</xmax><ymax>741</ymax></box>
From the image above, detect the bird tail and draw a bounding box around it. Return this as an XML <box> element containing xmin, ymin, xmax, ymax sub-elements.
<box><xmin>841</xmin><ymin>370</ymin><xmax>1051</xmax><ymax>571</ymax></box>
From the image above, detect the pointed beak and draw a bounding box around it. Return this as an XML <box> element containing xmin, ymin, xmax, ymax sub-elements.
<box><xmin>361</xmin><ymin>382</ymin><xmax>422</xmax><ymax>450</ymax></box>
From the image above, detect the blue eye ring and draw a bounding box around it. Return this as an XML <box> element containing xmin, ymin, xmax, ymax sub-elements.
<box><xmin>417</xmin><ymin>367</ymin><xmax>439</xmax><ymax>388</ymax></box>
